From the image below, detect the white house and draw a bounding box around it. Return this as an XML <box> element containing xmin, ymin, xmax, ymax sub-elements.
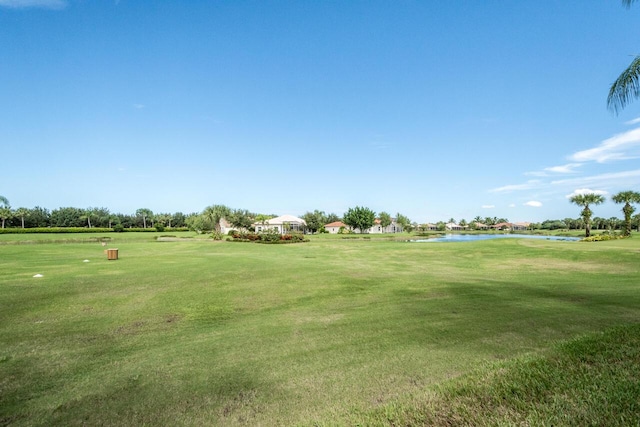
<box><xmin>445</xmin><ymin>222</ymin><xmax>464</xmax><ymax>231</ymax></box>
<box><xmin>366</xmin><ymin>219</ymin><xmax>403</xmax><ymax>234</ymax></box>
<box><xmin>325</xmin><ymin>221</ymin><xmax>348</xmax><ymax>234</ymax></box>
<box><xmin>253</xmin><ymin>214</ymin><xmax>306</xmax><ymax>234</ymax></box>
<box><xmin>219</xmin><ymin>218</ymin><xmax>237</xmax><ymax>235</ymax></box>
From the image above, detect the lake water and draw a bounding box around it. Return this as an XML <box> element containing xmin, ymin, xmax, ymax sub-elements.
<box><xmin>410</xmin><ymin>234</ymin><xmax>580</xmax><ymax>243</ymax></box>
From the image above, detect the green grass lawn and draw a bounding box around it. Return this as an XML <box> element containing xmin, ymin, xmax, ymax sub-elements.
<box><xmin>1</xmin><ymin>235</ymin><xmax>639</xmax><ymax>425</ymax></box>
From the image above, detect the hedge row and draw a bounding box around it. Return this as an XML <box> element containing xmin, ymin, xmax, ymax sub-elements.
<box><xmin>0</xmin><ymin>227</ymin><xmax>190</xmax><ymax>234</ymax></box>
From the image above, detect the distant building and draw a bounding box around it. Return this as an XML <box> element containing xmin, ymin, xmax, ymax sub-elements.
<box><xmin>253</xmin><ymin>215</ymin><xmax>306</xmax><ymax>234</ymax></box>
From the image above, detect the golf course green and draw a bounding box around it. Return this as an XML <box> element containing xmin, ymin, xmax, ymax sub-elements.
<box><xmin>1</xmin><ymin>232</ymin><xmax>638</xmax><ymax>425</ymax></box>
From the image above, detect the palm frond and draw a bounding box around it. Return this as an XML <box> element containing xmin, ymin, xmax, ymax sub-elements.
<box><xmin>607</xmin><ymin>55</ymin><xmax>640</xmax><ymax>114</ymax></box>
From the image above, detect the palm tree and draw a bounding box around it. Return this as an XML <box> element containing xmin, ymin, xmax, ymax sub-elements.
<box><xmin>612</xmin><ymin>190</ymin><xmax>640</xmax><ymax>236</ymax></box>
<box><xmin>14</xmin><ymin>207</ymin><xmax>29</xmax><ymax>229</ymax></box>
<box><xmin>569</xmin><ymin>193</ymin><xmax>606</xmax><ymax>237</ymax></box>
<box><xmin>0</xmin><ymin>207</ymin><xmax>12</xmax><ymax>229</ymax></box>
<box><xmin>136</xmin><ymin>208</ymin><xmax>153</xmax><ymax>229</ymax></box>
<box><xmin>81</xmin><ymin>208</ymin><xmax>95</xmax><ymax>228</ymax></box>
<box><xmin>0</xmin><ymin>196</ymin><xmax>9</xmax><ymax>208</ymax></box>
<box><xmin>608</xmin><ymin>0</ymin><xmax>640</xmax><ymax>113</ymax></box>
<box><xmin>203</xmin><ymin>205</ymin><xmax>231</xmax><ymax>234</ymax></box>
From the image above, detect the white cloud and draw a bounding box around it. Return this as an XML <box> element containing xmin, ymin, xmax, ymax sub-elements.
<box><xmin>526</xmin><ymin>163</ymin><xmax>582</xmax><ymax>177</ymax></box>
<box><xmin>570</xmin><ymin>128</ymin><xmax>640</xmax><ymax>163</ymax></box>
<box><xmin>0</xmin><ymin>0</ymin><xmax>66</xmax><ymax>8</ymax></box>
<box><xmin>625</xmin><ymin>117</ymin><xmax>640</xmax><ymax>125</ymax></box>
<box><xmin>509</xmin><ymin>203</ymin><xmax>516</xmax><ymax>208</ymax></box>
<box><xmin>544</xmin><ymin>163</ymin><xmax>582</xmax><ymax>174</ymax></box>
<box><xmin>524</xmin><ymin>201</ymin><xmax>542</xmax><ymax>207</ymax></box>
<box><xmin>564</xmin><ymin>188</ymin><xmax>608</xmax><ymax>199</ymax></box>
<box><xmin>489</xmin><ymin>180</ymin><xmax>542</xmax><ymax>193</ymax></box>
<box><xmin>481</xmin><ymin>205</ymin><xmax>495</xmax><ymax>209</ymax></box>
<box><xmin>552</xmin><ymin>169</ymin><xmax>640</xmax><ymax>189</ymax></box>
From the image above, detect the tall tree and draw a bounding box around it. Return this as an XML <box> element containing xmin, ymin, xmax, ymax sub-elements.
<box><xmin>608</xmin><ymin>0</ymin><xmax>640</xmax><ymax>113</ymax></box>
<box><xmin>378</xmin><ymin>211</ymin><xmax>392</xmax><ymax>233</ymax></box>
<box><xmin>136</xmin><ymin>208</ymin><xmax>153</xmax><ymax>229</ymax></box>
<box><xmin>0</xmin><ymin>196</ymin><xmax>9</xmax><ymax>208</ymax></box>
<box><xmin>203</xmin><ymin>204</ymin><xmax>231</xmax><ymax>233</ymax></box>
<box><xmin>14</xmin><ymin>207</ymin><xmax>29</xmax><ymax>229</ymax></box>
<box><xmin>0</xmin><ymin>207</ymin><xmax>12</xmax><ymax>228</ymax></box>
<box><xmin>302</xmin><ymin>210</ymin><xmax>327</xmax><ymax>234</ymax></box>
<box><xmin>81</xmin><ymin>207</ymin><xmax>96</xmax><ymax>228</ymax></box>
<box><xmin>612</xmin><ymin>190</ymin><xmax>640</xmax><ymax>236</ymax></box>
<box><xmin>395</xmin><ymin>213</ymin><xmax>412</xmax><ymax>232</ymax></box>
<box><xmin>325</xmin><ymin>213</ymin><xmax>341</xmax><ymax>224</ymax></box>
<box><xmin>228</xmin><ymin>208</ymin><xmax>254</xmax><ymax>230</ymax></box>
<box><xmin>343</xmin><ymin>206</ymin><xmax>376</xmax><ymax>234</ymax></box>
<box><xmin>569</xmin><ymin>193</ymin><xmax>606</xmax><ymax>237</ymax></box>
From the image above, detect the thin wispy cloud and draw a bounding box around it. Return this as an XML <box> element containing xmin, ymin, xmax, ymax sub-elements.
<box><xmin>625</xmin><ymin>117</ymin><xmax>640</xmax><ymax>125</ymax></box>
<box><xmin>0</xmin><ymin>0</ymin><xmax>66</xmax><ymax>8</ymax></box>
<box><xmin>526</xmin><ymin>163</ymin><xmax>582</xmax><ymax>177</ymax></box>
<box><xmin>133</xmin><ymin>104</ymin><xmax>145</xmax><ymax>110</ymax></box>
<box><xmin>565</xmin><ymin>188</ymin><xmax>608</xmax><ymax>198</ymax></box>
<box><xmin>570</xmin><ymin>128</ymin><xmax>640</xmax><ymax>163</ymax></box>
<box><xmin>524</xmin><ymin>201</ymin><xmax>542</xmax><ymax>207</ymax></box>
<box><xmin>481</xmin><ymin>205</ymin><xmax>495</xmax><ymax>209</ymax></box>
<box><xmin>489</xmin><ymin>180</ymin><xmax>542</xmax><ymax>193</ymax></box>
<box><xmin>552</xmin><ymin>169</ymin><xmax>640</xmax><ymax>189</ymax></box>
<box><xmin>544</xmin><ymin>163</ymin><xmax>582</xmax><ymax>174</ymax></box>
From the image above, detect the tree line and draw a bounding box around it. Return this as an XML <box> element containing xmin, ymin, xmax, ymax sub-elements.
<box><xmin>1</xmin><ymin>193</ymin><xmax>639</xmax><ymax>237</ymax></box>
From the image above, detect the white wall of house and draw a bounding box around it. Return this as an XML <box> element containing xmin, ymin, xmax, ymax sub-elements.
<box><xmin>325</xmin><ymin>221</ymin><xmax>348</xmax><ymax>234</ymax></box>
<box><xmin>253</xmin><ymin>215</ymin><xmax>306</xmax><ymax>234</ymax></box>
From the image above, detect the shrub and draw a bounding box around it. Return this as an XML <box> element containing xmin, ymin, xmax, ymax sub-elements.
<box><xmin>113</xmin><ymin>224</ymin><xmax>124</xmax><ymax>233</ymax></box>
<box><xmin>155</xmin><ymin>224</ymin><xmax>165</xmax><ymax>232</ymax></box>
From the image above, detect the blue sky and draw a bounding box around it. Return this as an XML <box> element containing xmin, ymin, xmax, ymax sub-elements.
<box><xmin>2</xmin><ymin>0</ymin><xmax>640</xmax><ymax>223</ymax></box>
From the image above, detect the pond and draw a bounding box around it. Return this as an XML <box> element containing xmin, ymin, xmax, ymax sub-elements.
<box><xmin>410</xmin><ymin>234</ymin><xmax>580</xmax><ymax>243</ymax></box>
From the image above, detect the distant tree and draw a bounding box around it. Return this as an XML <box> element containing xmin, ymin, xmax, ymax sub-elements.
<box><xmin>0</xmin><ymin>196</ymin><xmax>9</xmax><ymax>208</ymax></box>
<box><xmin>228</xmin><ymin>208</ymin><xmax>254</xmax><ymax>230</ymax></box>
<box><xmin>155</xmin><ymin>213</ymin><xmax>171</xmax><ymax>227</ymax></box>
<box><xmin>326</xmin><ymin>213</ymin><xmax>341</xmax><ymax>224</ymax></box>
<box><xmin>570</xmin><ymin>193</ymin><xmax>606</xmax><ymax>237</ymax></box>
<box><xmin>14</xmin><ymin>207</ymin><xmax>29</xmax><ymax>229</ymax></box>
<box><xmin>28</xmin><ymin>206</ymin><xmax>50</xmax><ymax>227</ymax></box>
<box><xmin>185</xmin><ymin>214</ymin><xmax>209</xmax><ymax>234</ymax></box>
<box><xmin>396</xmin><ymin>213</ymin><xmax>412</xmax><ymax>232</ymax></box>
<box><xmin>254</xmin><ymin>213</ymin><xmax>273</xmax><ymax>228</ymax></box>
<box><xmin>0</xmin><ymin>207</ymin><xmax>12</xmax><ymax>228</ymax></box>
<box><xmin>612</xmin><ymin>190</ymin><xmax>640</xmax><ymax>236</ymax></box>
<box><xmin>302</xmin><ymin>210</ymin><xmax>327</xmax><ymax>234</ymax></box>
<box><xmin>343</xmin><ymin>206</ymin><xmax>376</xmax><ymax>233</ymax></box>
<box><xmin>136</xmin><ymin>208</ymin><xmax>153</xmax><ymax>229</ymax></box>
<box><xmin>203</xmin><ymin>204</ymin><xmax>231</xmax><ymax>233</ymax></box>
<box><xmin>541</xmin><ymin>219</ymin><xmax>566</xmax><ymax>230</ymax></box>
<box><xmin>81</xmin><ymin>207</ymin><xmax>96</xmax><ymax>228</ymax></box>
<box><xmin>91</xmin><ymin>207</ymin><xmax>111</xmax><ymax>228</ymax></box>
<box><xmin>51</xmin><ymin>207</ymin><xmax>85</xmax><ymax>227</ymax></box>
<box><xmin>378</xmin><ymin>211</ymin><xmax>392</xmax><ymax>232</ymax></box>
<box><xmin>172</xmin><ymin>212</ymin><xmax>187</xmax><ymax>228</ymax></box>
<box><xmin>459</xmin><ymin>219</ymin><xmax>468</xmax><ymax>228</ymax></box>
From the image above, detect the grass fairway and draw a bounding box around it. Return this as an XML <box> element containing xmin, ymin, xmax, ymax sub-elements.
<box><xmin>1</xmin><ymin>234</ymin><xmax>639</xmax><ymax>425</ymax></box>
